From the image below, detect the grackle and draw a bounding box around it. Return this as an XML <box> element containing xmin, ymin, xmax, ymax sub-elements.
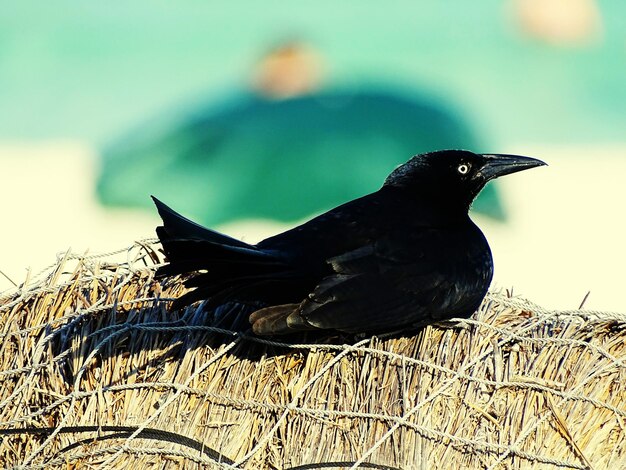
<box><xmin>153</xmin><ymin>149</ymin><xmax>545</xmax><ymax>335</ymax></box>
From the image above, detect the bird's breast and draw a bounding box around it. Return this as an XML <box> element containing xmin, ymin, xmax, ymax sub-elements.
<box><xmin>434</xmin><ymin>223</ymin><xmax>493</xmax><ymax>317</ymax></box>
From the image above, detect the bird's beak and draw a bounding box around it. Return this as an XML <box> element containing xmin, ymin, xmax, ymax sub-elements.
<box><xmin>480</xmin><ymin>154</ymin><xmax>547</xmax><ymax>181</ymax></box>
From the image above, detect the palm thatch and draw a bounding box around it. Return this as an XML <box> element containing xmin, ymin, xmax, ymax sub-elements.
<box><xmin>1</xmin><ymin>240</ymin><xmax>625</xmax><ymax>469</ymax></box>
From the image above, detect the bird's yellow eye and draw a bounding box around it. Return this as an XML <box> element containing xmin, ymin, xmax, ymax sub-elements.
<box><xmin>457</xmin><ymin>163</ymin><xmax>470</xmax><ymax>175</ymax></box>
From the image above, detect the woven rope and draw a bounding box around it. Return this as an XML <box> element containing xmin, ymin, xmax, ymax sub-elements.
<box><xmin>1</xmin><ymin>241</ymin><xmax>625</xmax><ymax>469</ymax></box>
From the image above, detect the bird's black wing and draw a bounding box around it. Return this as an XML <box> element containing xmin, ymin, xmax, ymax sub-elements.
<box><xmin>296</xmin><ymin>229</ymin><xmax>475</xmax><ymax>333</ymax></box>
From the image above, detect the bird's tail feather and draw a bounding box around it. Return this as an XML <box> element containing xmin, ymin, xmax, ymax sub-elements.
<box><xmin>152</xmin><ymin>196</ymin><xmax>294</xmax><ymax>311</ymax></box>
<box><xmin>152</xmin><ymin>196</ymin><xmax>252</xmax><ymax>248</ymax></box>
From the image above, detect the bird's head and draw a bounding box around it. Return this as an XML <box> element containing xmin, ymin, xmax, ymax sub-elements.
<box><xmin>384</xmin><ymin>149</ymin><xmax>547</xmax><ymax>212</ymax></box>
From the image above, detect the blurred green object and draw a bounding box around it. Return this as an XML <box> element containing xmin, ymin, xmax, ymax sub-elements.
<box><xmin>97</xmin><ymin>89</ymin><xmax>503</xmax><ymax>225</ymax></box>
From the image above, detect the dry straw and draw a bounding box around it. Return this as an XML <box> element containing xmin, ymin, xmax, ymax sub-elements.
<box><xmin>1</xmin><ymin>240</ymin><xmax>625</xmax><ymax>469</ymax></box>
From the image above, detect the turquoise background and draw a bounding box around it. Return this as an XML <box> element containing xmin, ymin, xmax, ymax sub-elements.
<box><xmin>2</xmin><ymin>1</ymin><xmax>625</xmax><ymax>147</ymax></box>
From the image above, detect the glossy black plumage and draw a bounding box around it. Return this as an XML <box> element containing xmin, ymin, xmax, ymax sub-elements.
<box><xmin>154</xmin><ymin>149</ymin><xmax>545</xmax><ymax>335</ymax></box>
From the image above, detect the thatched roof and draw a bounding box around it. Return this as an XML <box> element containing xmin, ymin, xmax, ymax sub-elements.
<box><xmin>1</xmin><ymin>241</ymin><xmax>625</xmax><ymax>469</ymax></box>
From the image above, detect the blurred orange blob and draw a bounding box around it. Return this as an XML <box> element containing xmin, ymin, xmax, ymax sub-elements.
<box><xmin>511</xmin><ymin>0</ymin><xmax>603</xmax><ymax>46</ymax></box>
<box><xmin>251</xmin><ymin>42</ymin><xmax>325</xmax><ymax>99</ymax></box>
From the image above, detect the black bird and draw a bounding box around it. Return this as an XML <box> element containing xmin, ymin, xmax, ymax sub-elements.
<box><xmin>153</xmin><ymin>149</ymin><xmax>545</xmax><ymax>335</ymax></box>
